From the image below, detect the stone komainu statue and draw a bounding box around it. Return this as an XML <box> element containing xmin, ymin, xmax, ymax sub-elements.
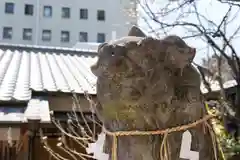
<box><xmin>91</xmin><ymin>26</ymin><xmax>219</xmax><ymax>160</ymax></box>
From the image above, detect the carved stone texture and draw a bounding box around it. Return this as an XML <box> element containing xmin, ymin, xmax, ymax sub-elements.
<box><xmin>91</xmin><ymin>26</ymin><xmax>220</xmax><ymax>160</ymax></box>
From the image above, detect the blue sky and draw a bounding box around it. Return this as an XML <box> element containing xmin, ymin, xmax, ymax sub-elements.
<box><xmin>137</xmin><ymin>0</ymin><xmax>240</xmax><ymax>64</ymax></box>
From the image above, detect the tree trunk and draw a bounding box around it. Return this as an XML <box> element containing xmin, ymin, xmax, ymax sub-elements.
<box><xmin>234</xmin><ymin>85</ymin><xmax>240</xmax><ymax>117</ymax></box>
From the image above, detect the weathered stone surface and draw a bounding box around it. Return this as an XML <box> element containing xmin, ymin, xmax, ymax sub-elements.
<box><xmin>91</xmin><ymin>26</ymin><xmax>220</xmax><ymax>160</ymax></box>
<box><xmin>128</xmin><ymin>25</ymin><xmax>147</xmax><ymax>37</ymax></box>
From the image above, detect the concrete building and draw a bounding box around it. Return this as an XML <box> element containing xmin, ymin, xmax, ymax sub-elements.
<box><xmin>0</xmin><ymin>0</ymin><xmax>137</xmax><ymax>47</ymax></box>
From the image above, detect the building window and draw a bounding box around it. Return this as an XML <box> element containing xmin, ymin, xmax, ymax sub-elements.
<box><xmin>43</xmin><ymin>6</ymin><xmax>52</xmax><ymax>17</ymax></box>
<box><xmin>80</xmin><ymin>9</ymin><xmax>88</xmax><ymax>19</ymax></box>
<box><xmin>42</xmin><ymin>30</ymin><xmax>51</xmax><ymax>41</ymax></box>
<box><xmin>25</xmin><ymin>4</ymin><xmax>34</xmax><ymax>15</ymax></box>
<box><xmin>97</xmin><ymin>10</ymin><xmax>105</xmax><ymax>21</ymax></box>
<box><xmin>23</xmin><ymin>28</ymin><xmax>32</xmax><ymax>41</ymax></box>
<box><xmin>61</xmin><ymin>31</ymin><xmax>70</xmax><ymax>42</ymax></box>
<box><xmin>79</xmin><ymin>32</ymin><xmax>88</xmax><ymax>42</ymax></box>
<box><xmin>97</xmin><ymin>33</ymin><xmax>105</xmax><ymax>43</ymax></box>
<box><xmin>2</xmin><ymin>27</ymin><xmax>13</xmax><ymax>39</ymax></box>
<box><xmin>5</xmin><ymin>3</ymin><xmax>14</xmax><ymax>14</ymax></box>
<box><xmin>62</xmin><ymin>7</ymin><xmax>70</xmax><ymax>18</ymax></box>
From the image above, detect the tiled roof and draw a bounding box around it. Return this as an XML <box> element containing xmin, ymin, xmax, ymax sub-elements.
<box><xmin>73</xmin><ymin>42</ymin><xmax>100</xmax><ymax>51</ymax></box>
<box><xmin>1</xmin><ymin>43</ymin><xmax>235</xmax><ymax>102</ymax></box>
<box><xmin>200</xmin><ymin>79</ymin><xmax>237</xmax><ymax>94</ymax></box>
<box><xmin>192</xmin><ymin>64</ymin><xmax>237</xmax><ymax>93</ymax></box>
<box><xmin>0</xmin><ymin>97</ymin><xmax>51</xmax><ymax>123</ymax></box>
<box><xmin>0</xmin><ymin>43</ymin><xmax>98</xmax><ymax>101</ymax></box>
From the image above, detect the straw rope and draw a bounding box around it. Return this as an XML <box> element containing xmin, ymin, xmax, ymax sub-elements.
<box><xmin>205</xmin><ymin>102</ymin><xmax>226</xmax><ymax>160</ymax></box>
<box><xmin>103</xmin><ymin>103</ymin><xmax>222</xmax><ymax>160</ymax></box>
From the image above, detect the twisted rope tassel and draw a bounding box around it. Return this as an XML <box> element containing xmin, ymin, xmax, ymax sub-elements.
<box><xmin>112</xmin><ymin>136</ymin><xmax>118</xmax><ymax>160</ymax></box>
<box><xmin>160</xmin><ymin>131</ymin><xmax>169</xmax><ymax>160</ymax></box>
<box><xmin>204</xmin><ymin>102</ymin><xmax>226</xmax><ymax>160</ymax></box>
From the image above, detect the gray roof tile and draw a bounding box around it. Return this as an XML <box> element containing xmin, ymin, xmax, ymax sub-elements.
<box><xmin>0</xmin><ymin>97</ymin><xmax>51</xmax><ymax>122</ymax></box>
<box><xmin>0</xmin><ymin>44</ymin><xmax>97</xmax><ymax>101</ymax></box>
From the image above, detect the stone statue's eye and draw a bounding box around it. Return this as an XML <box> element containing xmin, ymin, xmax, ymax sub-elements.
<box><xmin>111</xmin><ymin>52</ymin><xmax>114</xmax><ymax>56</ymax></box>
